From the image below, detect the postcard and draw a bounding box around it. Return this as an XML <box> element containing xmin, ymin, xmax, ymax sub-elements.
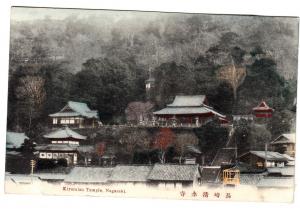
<box><xmin>5</xmin><ymin>6</ymin><xmax>298</xmax><ymax>203</ymax></box>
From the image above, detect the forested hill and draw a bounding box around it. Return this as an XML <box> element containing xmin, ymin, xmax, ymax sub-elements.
<box><xmin>7</xmin><ymin>9</ymin><xmax>298</xmax><ymax>137</ymax></box>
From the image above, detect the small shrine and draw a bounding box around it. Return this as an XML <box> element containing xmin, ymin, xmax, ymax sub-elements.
<box><xmin>252</xmin><ymin>100</ymin><xmax>274</xmax><ymax>118</ymax></box>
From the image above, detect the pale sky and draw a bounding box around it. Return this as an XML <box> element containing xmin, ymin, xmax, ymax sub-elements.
<box><xmin>10</xmin><ymin>7</ymin><xmax>161</xmax><ymax>22</ymax></box>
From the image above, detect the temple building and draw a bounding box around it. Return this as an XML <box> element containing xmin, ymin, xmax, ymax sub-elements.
<box><xmin>153</xmin><ymin>95</ymin><xmax>227</xmax><ymax>127</ymax></box>
<box><xmin>49</xmin><ymin>101</ymin><xmax>101</xmax><ymax>128</ymax></box>
<box><xmin>239</xmin><ymin>151</ymin><xmax>294</xmax><ymax>169</ymax></box>
<box><xmin>270</xmin><ymin>133</ymin><xmax>296</xmax><ymax>157</ymax></box>
<box><xmin>253</xmin><ymin>100</ymin><xmax>274</xmax><ymax>118</ymax></box>
<box><xmin>36</xmin><ymin>127</ymin><xmax>87</xmax><ymax>165</ymax></box>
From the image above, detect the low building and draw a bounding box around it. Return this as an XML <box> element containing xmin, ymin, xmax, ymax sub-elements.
<box><xmin>64</xmin><ymin>166</ymin><xmax>114</xmax><ymax>184</ymax></box>
<box><xmin>36</xmin><ymin>127</ymin><xmax>87</xmax><ymax>165</ymax></box>
<box><xmin>270</xmin><ymin>133</ymin><xmax>296</xmax><ymax>157</ymax></box>
<box><xmin>109</xmin><ymin>165</ymin><xmax>152</xmax><ymax>186</ymax></box>
<box><xmin>49</xmin><ymin>101</ymin><xmax>101</xmax><ymax>128</ymax></box>
<box><xmin>43</xmin><ymin>127</ymin><xmax>87</xmax><ymax>146</ymax></box>
<box><xmin>147</xmin><ymin>164</ymin><xmax>200</xmax><ymax>188</ymax></box>
<box><xmin>239</xmin><ymin>151</ymin><xmax>293</xmax><ymax>169</ymax></box>
<box><xmin>153</xmin><ymin>95</ymin><xmax>226</xmax><ymax>127</ymax></box>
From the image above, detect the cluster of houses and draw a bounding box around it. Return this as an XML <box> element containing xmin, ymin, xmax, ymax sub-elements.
<box><xmin>6</xmin><ymin>164</ymin><xmax>200</xmax><ymax>189</ymax></box>
<box><xmin>5</xmin><ymin>77</ymin><xmax>296</xmax><ymax>188</ymax></box>
<box><xmin>6</xmin><ymin>95</ymin><xmax>295</xmax><ymax>187</ymax></box>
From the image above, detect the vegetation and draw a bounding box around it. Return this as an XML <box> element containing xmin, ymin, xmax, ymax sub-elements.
<box><xmin>7</xmin><ymin>11</ymin><xmax>297</xmax><ymax>164</ymax></box>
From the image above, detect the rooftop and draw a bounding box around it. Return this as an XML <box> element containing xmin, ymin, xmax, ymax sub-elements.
<box><xmin>43</xmin><ymin>127</ymin><xmax>87</xmax><ymax>140</ymax></box>
<box><xmin>35</xmin><ymin>144</ymin><xmax>77</xmax><ymax>151</ymax></box>
<box><xmin>253</xmin><ymin>101</ymin><xmax>274</xmax><ymax>111</ymax></box>
<box><xmin>240</xmin><ymin>174</ymin><xmax>265</xmax><ymax>186</ymax></box>
<box><xmin>64</xmin><ymin>167</ymin><xmax>113</xmax><ymax>183</ymax></box>
<box><xmin>147</xmin><ymin>164</ymin><xmax>199</xmax><ymax>181</ymax></box>
<box><xmin>241</xmin><ymin>151</ymin><xmax>293</xmax><ymax>162</ymax></box>
<box><xmin>271</xmin><ymin>133</ymin><xmax>296</xmax><ymax>145</ymax></box>
<box><xmin>6</xmin><ymin>132</ymin><xmax>29</xmax><ymax>149</ymax></box>
<box><xmin>49</xmin><ymin>101</ymin><xmax>98</xmax><ymax>119</ymax></box>
<box><xmin>109</xmin><ymin>165</ymin><xmax>153</xmax><ymax>182</ymax></box>
<box><xmin>167</xmin><ymin>95</ymin><xmax>207</xmax><ymax>107</ymax></box>
<box><xmin>153</xmin><ymin>106</ymin><xmax>225</xmax><ymax>118</ymax></box>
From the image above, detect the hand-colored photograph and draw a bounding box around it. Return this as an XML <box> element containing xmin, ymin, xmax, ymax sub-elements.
<box><xmin>5</xmin><ymin>6</ymin><xmax>298</xmax><ymax>202</ymax></box>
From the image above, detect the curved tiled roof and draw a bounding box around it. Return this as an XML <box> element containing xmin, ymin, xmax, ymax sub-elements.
<box><xmin>109</xmin><ymin>165</ymin><xmax>152</xmax><ymax>182</ymax></box>
<box><xmin>147</xmin><ymin>164</ymin><xmax>199</xmax><ymax>181</ymax></box>
<box><xmin>43</xmin><ymin>127</ymin><xmax>87</xmax><ymax>140</ymax></box>
<box><xmin>64</xmin><ymin>167</ymin><xmax>113</xmax><ymax>183</ymax></box>
<box><xmin>153</xmin><ymin>106</ymin><xmax>225</xmax><ymax>118</ymax></box>
<box><xmin>167</xmin><ymin>95</ymin><xmax>206</xmax><ymax>107</ymax></box>
<box><xmin>35</xmin><ymin>144</ymin><xmax>77</xmax><ymax>151</ymax></box>
<box><xmin>50</xmin><ymin>101</ymin><xmax>98</xmax><ymax>119</ymax></box>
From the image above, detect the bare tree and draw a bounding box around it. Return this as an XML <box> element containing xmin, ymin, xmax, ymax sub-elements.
<box><xmin>217</xmin><ymin>62</ymin><xmax>246</xmax><ymax>101</ymax></box>
<box><xmin>119</xmin><ymin>130</ymin><xmax>151</xmax><ymax>154</ymax></box>
<box><xmin>15</xmin><ymin>76</ymin><xmax>45</xmax><ymax>132</ymax></box>
<box><xmin>125</xmin><ymin>101</ymin><xmax>154</xmax><ymax>124</ymax></box>
<box><xmin>173</xmin><ymin>132</ymin><xmax>199</xmax><ymax>163</ymax></box>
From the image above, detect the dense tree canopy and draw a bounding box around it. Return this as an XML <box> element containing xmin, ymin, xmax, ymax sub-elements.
<box><xmin>7</xmin><ymin>11</ymin><xmax>297</xmax><ymax>143</ymax></box>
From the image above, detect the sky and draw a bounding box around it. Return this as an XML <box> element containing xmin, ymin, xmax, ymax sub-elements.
<box><xmin>11</xmin><ymin>7</ymin><xmax>162</xmax><ymax>22</ymax></box>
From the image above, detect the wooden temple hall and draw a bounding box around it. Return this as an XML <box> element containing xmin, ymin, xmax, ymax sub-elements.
<box><xmin>153</xmin><ymin>95</ymin><xmax>228</xmax><ymax>127</ymax></box>
<box><xmin>49</xmin><ymin>101</ymin><xmax>102</xmax><ymax>128</ymax></box>
<box><xmin>36</xmin><ymin>127</ymin><xmax>87</xmax><ymax>165</ymax></box>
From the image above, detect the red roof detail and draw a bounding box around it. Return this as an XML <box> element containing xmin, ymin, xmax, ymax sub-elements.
<box><xmin>253</xmin><ymin>100</ymin><xmax>274</xmax><ymax>112</ymax></box>
<box><xmin>219</xmin><ymin>117</ymin><xmax>229</xmax><ymax>124</ymax></box>
<box><xmin>255</xmin><ymin>113</ymin><xmax>272</xmax><ymax>118</ymax></box>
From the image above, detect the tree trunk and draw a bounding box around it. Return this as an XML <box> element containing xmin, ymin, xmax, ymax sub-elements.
<box><xmin>28</xmin><ymin>107</ymin><xmax>33</xmax><ymax>133</ymax></box>
<box><xmin>160</xmin><ymin>151</ymin><xmax>166</xmax><ymax>164</ymax></box>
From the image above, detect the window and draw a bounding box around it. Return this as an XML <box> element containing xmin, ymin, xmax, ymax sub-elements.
<box><xmin>46</xmin><ymin>153</ymin><xmax>52</xmax><ymax>159</ymax></box>
<box><xmin>146</xmin><ymin>83</ymin><xmax>151</xmax><ymax>89</ymax></box>
<box><xmin>60</xmin><ymin>118</ymin><xmax>76</xmax><ymax>124</ymax></box>
<box><xmin>53</xmin><ymin>118</ymin><xmax>58</xmax><ymax>124</ymax></box>
<box><xmin>52</xmin><ymin>141</ymin><xmax>57</xmax><ymax>144</ymax></box>
<box><xmin>40</xmin><ymin>152</ymin><xmax>46</xmax><ymax>158</ymax></box>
